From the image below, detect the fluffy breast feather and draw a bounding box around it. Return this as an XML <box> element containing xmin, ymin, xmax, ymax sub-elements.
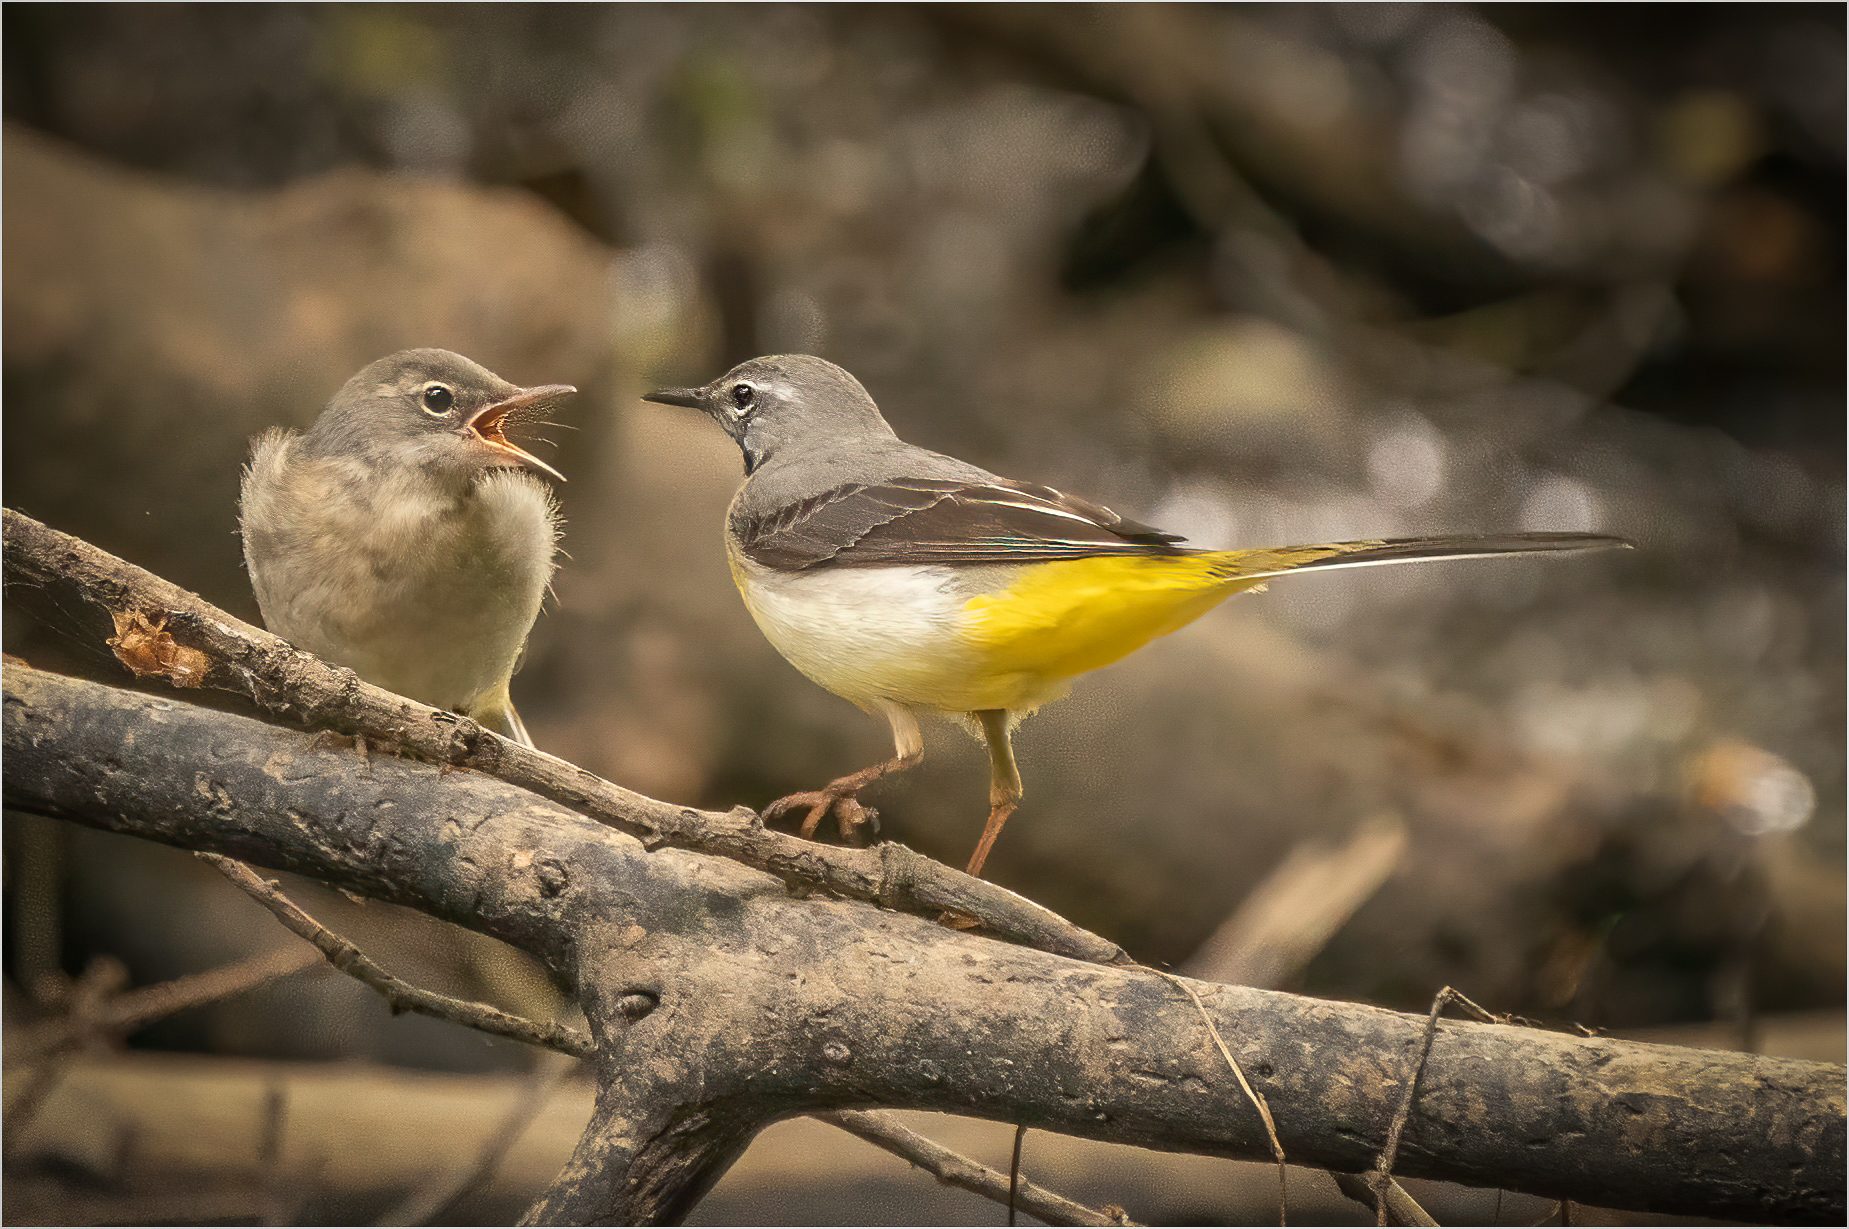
<box><xmin>240</xmin><ymin>436</ymin><xmax>559</xmax><ymax>712</ymax></box>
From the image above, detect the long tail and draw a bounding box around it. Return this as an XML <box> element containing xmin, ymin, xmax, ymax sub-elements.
<box><xmin>1205</xmin><ymin>532</ymin><xmax>1631</xmax><ymax>582</ymax></box>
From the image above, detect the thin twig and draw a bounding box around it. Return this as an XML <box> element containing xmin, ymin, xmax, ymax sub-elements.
<box><xmin>1</xmin><ymin>1060</ymin><xmax>73</xmax><ymax>1158</ymax></box>
<box><xmin>109</xmin><ymin>945</ymin><xmax>325</xmax><ymax>1036</ymax></box>
<box><xmin>1373</xmin><ymin>986</ymin><xmax>1503</xmax><ymax>1224</ymax></box>
<box><xmin>0</xmin><ymin>944</ymin><xmax>313</xmax><ymax>1188</ymax></box>
<box><xmin>1329</xmin><ymin>1171</ymin><xmax>1439</xmax><ymax>1228</ymax></box>
<box><xmin>198</xmin><ymin>853</ymin><xmax>597</xmax><ymax>1058</ymax></box>
<box><xmin>1153</xmin><ymin>970</ymin><xmax>1287</xmax><ymax>1226</ymax></box>
<box><xmin>1182</xmin><ymin>816</ymin><xmax>1406</xmax><ymax>986</ymax></box>
<box><xmin>1008</xmin><ymin>1124</ymin><xmax>1027</xmax><ymax>1227</ymax></box>
<box><xmin>379</xmin><ymin>1055</ymin><xmax>577</xmax><ymax>1225</ymax></box>
<box><xmin>819</xmin><ymin>1111</ymin><xmax>1135</xmax><ymax>1227</ymax></box>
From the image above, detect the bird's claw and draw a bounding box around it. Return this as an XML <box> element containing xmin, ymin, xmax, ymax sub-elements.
<box><xmin>761</xmin><ymin>789</ymin><xmax>878</xmax><ymax>844</ymax></box>
<box><xmin>760</xmin><ymin>790</ymin><xmax>830</xmax><ymax>828</ymax></box>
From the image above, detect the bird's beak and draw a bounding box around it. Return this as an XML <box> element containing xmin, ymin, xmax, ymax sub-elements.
<box><xmin>466</xmin><ymin>384</ymin><xmax>574</xmax><ymax>483</ymax></box>
<box><xmin>641</xmin><ymin>386</ymin><xmax>708</xmax><ymax>411</ymax></box>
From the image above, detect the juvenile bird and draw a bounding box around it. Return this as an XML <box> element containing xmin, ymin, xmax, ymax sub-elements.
<box><xmin>241</xmin><ymin>349</ymin><xmax>572</xmax><ymax>746</ymax></box>
<box><xmin>648</xmin><ymin>356</ymin><xmax>1626</xmax><ymax>880</ymax></box>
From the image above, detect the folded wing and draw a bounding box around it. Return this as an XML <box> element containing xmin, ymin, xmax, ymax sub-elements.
<box><xmin>734</xmin><ymin>477</ymin><xmax>1192</xmax><ymax>570</ymax></box>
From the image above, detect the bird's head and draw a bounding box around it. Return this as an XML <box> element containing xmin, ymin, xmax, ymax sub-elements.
<box><xmin>643</xmin><ymin>354</ymin><xmax>893</xmax><ymax>474</ymax></box>
<box><xmin>303</xmin><ymin>349</ymin><xmax>572</xmax><ymax>486</ymax></box>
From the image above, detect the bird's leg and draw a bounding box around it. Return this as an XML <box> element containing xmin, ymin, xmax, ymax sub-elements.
<box><xmin>964</xmin><ymin>709</ymin><xmax>1022</xmax><ymax>879</ymax></box>
<box><xmin>763</xmin><ymin>705</ymin><xmax>923</xmax><ymax>843</ymax></box>
<box><xmin>940</xmin><ymin>709</ymin><xmax>1023</xmax><ymax>930</ymax></box>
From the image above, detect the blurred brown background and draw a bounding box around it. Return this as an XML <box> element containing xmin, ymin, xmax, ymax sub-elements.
<box><xmin>3</xmin><ymin>4</ymin><xmax>1842</xmax><ymax>1224</ymax></box>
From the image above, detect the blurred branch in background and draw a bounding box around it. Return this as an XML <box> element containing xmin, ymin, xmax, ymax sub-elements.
<box><xmin>1183</xmin><ymin>814</ymin><xmax>1408</xmax><ymax>987</ymax></box>
<box><xmin>4</xmin><ymin>945</ymin><xmax>323</xmax><ymax>1154</ymax></box>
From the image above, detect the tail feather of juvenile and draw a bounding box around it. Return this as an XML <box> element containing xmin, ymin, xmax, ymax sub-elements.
<box><xmin>1208</xmin><ymin>533</ymin><xmax>1631</xmax><ymax>582</ymax></box>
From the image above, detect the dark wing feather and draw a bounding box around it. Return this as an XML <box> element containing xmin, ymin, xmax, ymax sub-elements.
<box><xmin>735</xmin><ymin>478</ymin><xmax>1192</xmax><ymax>571</ymax></box>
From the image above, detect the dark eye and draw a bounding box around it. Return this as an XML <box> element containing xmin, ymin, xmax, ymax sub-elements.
<box><xmin>731</xmin><ymin>383</ymin><xmax>755</xmax><ymax>409</ymax></box>
<box><xmin>421</xmin><ymin>384</ymin><xmax>454</xmax><ymax>415</ymax></box>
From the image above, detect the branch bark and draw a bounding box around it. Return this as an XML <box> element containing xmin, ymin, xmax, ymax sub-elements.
<box><xmin>6</xmin><ymin>661</ymin><xmax>1841</xmax><ymax>1225</ymax></box>
<box><xmin>197</xmin><ymin>851</ymin><xmax>1126</xmax><ymax>1225</ymax></box>
<box><xmin>2</xmin><ymin>507</ymin><xmax>1122</xmax><ymax>966</ymax></box>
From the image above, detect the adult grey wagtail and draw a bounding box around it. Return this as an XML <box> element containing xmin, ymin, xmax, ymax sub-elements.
<box><xmin>647</xmin><ymin>355</ymin><xmax>1627</xmax><ymax>881</ymax></box>
<box><xmin>240</xmin><ymin>349</ymin><xmax>573</xmax><ymax>747</ymax></box>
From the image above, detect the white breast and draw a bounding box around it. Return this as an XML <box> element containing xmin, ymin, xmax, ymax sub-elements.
<box><xmin>241</xmin><ymin>434</ymin><xmax>558</xmax><ymax>713</ymax></box>
<box><xmin>730</xmin><ymin>550</ymin><xmax>984</xmax><ymax>712</ymax></box>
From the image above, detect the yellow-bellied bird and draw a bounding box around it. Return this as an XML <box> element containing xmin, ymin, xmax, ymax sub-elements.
<box><xmin>648</xmin><ymin>356</ymin><xmax>1626</xmax><ymax>880</ymax></box>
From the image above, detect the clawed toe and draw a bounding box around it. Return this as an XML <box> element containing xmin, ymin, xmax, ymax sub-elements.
<box><xmin>760</xmin><ymin>791</ymin><xmax>827</xmax><ymax>827</ymax></box>
<box><xmin>762</xmin><ymin>788</ymin><xmax>871</xmax><ymax>842</ymax></box>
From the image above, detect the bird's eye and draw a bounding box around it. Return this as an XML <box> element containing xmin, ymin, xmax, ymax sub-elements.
<box><xmin>421</xmin><ymin>384</ymin><xmax>455</xmax><ymax>416</ymax></box>
<box><xmin>731</xmin><ymin>384</ymin><xmax>755</xmax><ymax>410</ymax></box>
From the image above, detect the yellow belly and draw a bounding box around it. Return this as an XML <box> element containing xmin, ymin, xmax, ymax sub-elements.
<box><xmin>959</xmin><ymin>555</ymin><xmax>1255</xmax><ymax>708</ymax></box>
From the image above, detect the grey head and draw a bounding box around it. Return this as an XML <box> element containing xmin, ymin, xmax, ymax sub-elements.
<box><xmin>300</xmin><ymin>348</ymin><xmax>572</xmax><ymax>486</ymax></box>
<box><xmin>643</xmin><ymin>355</ymin><xmax>896</xmax><ymax>474</ymax></box>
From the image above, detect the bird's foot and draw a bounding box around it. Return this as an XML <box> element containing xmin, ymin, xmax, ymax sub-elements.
<box><xmin>762</xmin><ymin>788</ymin><xmax>880</xmax><ymax>845</ymax></box>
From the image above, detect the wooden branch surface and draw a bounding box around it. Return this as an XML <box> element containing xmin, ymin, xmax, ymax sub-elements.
<box><xmin>7</xmin><ymin>661</ymin><xmax>1841</xmax><ymax>1225</ymax></box>
<box><xmin>2</xmin><ymin>508</ymin><xmax>1123</xmax><ymax>966</ymax></box>
<box><xmin>196</xmin><ymin>851</ymin><xmax>1122</xmax><ymax>1225</ymax></box>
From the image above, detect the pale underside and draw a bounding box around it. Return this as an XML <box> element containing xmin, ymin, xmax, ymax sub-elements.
<box><xmin>728</xmin><ymin>545</ymin><xmax>1257</xmax><ymax>723</ymax></box>
<box><xmin>240</xmin><ymin>431</ymin><xmax>558</xmax><ymax>725</ymax></box>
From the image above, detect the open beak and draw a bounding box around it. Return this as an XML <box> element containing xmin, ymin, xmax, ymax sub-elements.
<box><xmin>641</xmin><ymin>386</ymin><xmax>708</xmax><ymax>411</ymax></box>
<box><xmin>466</xmin><ymin>384</ymin><xmax>574</xmax><ymax>483</ymax></box>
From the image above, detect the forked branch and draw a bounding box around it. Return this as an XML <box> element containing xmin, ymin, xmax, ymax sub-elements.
<box><xmin>6</xmin><ymin>659</ymin><xmax>1841</xmax><ymax>1225</ymax></box>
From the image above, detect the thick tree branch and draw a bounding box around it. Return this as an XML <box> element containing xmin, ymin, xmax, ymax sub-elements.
<box><xmin>6</xmin><ymin>662</ymin><xmax>1841</xmax><ymax>1225</ymax></box>
<box><xmin>1</xmin><ymin>508</ymin><xmax>1122</xmax><ymax>966</ymax></box>
<box><xmin>198</xmin><ymin>850</ymin><xmax>1125</xmax><ymax>1225</ymax></box>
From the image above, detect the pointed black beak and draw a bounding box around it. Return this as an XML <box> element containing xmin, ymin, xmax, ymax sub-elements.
<box><xmin>641</xmin><ymin>387</ymin><xmax>707</xmax><ymax>410</ymax></box>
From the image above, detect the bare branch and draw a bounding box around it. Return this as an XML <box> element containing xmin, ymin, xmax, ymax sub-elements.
<box><xmin>13</xmin><ymin>946</ymin><xmax>323</xmax><ymax>1066</ymax></box>
<box><xmin>1330</xmin><ymin>1171</ymin><xmax>1439</xmax><ymax>1229</ymax></box>
<box><xmin>2</xmin><ymin>507</ymin><xmax>1124</xmax><ymax>966</ymax></box>
<box><xmin>1374</xmin><ymin>986</ymin><xmax>1507</xmax><ymax>1223</ymax></box>
<box><xmin>198</xmin><ymin>853</ymin><xmax>595</xmax><ymax>1058</ymax></box>
<box><xmin>7</xmin><ymin>659</ymin><xmax>1841</xmax><ymax>1225</ymax></box>
<box><xmin>1183</xmin><ymin>815</ymin><xmax>1406</xmax><ymax>987</ymax></box>
<box><xmin>820</xmin><ymin>1112</ymin><xmax>1134</xmax><ymax>1227</ymax></box>
<box><xmin>199</xmin><ymin>841</ymin><xmax>1117</xmax><ymax>1225</ymax></box>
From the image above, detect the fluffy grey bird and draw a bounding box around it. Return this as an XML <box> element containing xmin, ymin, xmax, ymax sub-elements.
<box><xmin>240</xmin><ymin>349</ymin><xmax>572</xmax><ymax>746</ymax></box>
